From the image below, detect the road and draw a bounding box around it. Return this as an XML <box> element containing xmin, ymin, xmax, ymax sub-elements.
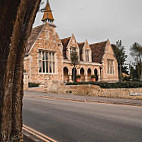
<box><xmin>23</xmin><ymin>91</ymin><xmax>142</xmax><ymax>142</ymax></box>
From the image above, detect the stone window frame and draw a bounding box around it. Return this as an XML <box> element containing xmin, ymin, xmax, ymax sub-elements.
<box><xmin>69</xmin><ymin>46</ymin><xmax>79</xmax><ymax>60</ymax></box>
<box><xmin>70</xmin><ymin>46</ymin><xmax>76</xmax><ymax>54</ymax></box>
<box><xmin>107</xmin><ymin>59</ymin><xmax>114</xmax><ymax>75</ymax></box>
<box><xmin>85</xmin><ymin>49</ymin><xmax>90</xmax><ymax>62</ymax></box>
<box><xmin>38</xmin><ymin>49</ymin><xmax>56</xmax><ymax>74</ymax></box>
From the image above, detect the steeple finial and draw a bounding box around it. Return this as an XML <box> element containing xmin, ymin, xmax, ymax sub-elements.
<box><xmin>41</xmin><ymin>0</ymin><xmax>54</xmax><ymax>22</ymax></box>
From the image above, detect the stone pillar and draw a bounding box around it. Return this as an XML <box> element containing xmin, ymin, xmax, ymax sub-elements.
<box><xmin>24</xmin><ymin>73</ymin><xmax>28</xmax><ymax>90</ymax></box>
<box><xmin>69</xmin><ymin>69</ymin><xmax>72</xmax><ymax>82</ymax></box>
<box><xmin>68</xmin><ymin>75</ymin><xmax>72</xmax><ymax>82</ymax></box>
<box><xmin>44</xmin><ymin>75</ymin><xmax>52</xmax><ymax>92</ymax></box>
<box><xmin>44</xmin><ymin>77</ymin><xmax>48</xmax><ymax>92</ymax></box>
<box><xmin>85</xmin><ymin>70</ymin><xmax>88</xmax><ymax>82</ymax></box>
<box><xmin>97</xmin><ymin>68</ymin><xmax>100</xmax><ymax>82</ymax></box>
<box><xmin>99</xmin><ymin>66</ymin><xmax>103</xmax><ymax>82</ymax></box>
<box><xmin>77</xmin><ymin>68</ymin><xmax>80</xmax><ymax>75</ymax></box>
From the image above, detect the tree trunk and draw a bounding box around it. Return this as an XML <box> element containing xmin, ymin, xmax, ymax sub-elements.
<box><xmin>119</xmin><ymin>64</ymin><xmax>122</xmax><ymax>82</ymax></box>
<box><xmin>0</xmin><ymin>0</ymin><xmax>41</xmax><ymax>141</ymax></box>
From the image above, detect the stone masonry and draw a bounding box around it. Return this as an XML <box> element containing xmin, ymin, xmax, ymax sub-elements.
<box><xmin>24</xmin><ymin>1</ymin><xmax>119</xmax><ymax>89</ymax></box>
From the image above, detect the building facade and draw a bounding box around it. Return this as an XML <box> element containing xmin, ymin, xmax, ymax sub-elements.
<box><xmin>24</xmin><ymin>1</ymin><xmax>119</xmax><ymax>86</ymax></box>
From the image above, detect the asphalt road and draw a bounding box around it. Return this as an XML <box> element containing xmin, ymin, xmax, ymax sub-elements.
<box><xmin>23</xmin><ymin>92</ymin><xmax>142</xmax><ymax>142</ymax></box>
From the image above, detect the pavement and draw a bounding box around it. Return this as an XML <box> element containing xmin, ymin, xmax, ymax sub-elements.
<box><xmin>24</xmin><ymin>90</ymin><xmax>142</xmax><ymax>107</ymax></box>
<box><xmin>24</xmin><ymin>135</ymin><xmax>34</xmax><ymax>142</ymax></box>
<box><xmin>23</xmin><ymin>91</ymin><xmax>142</xmax><ymax>142</ymax></box>
<box><xmin>23</xmin><ymin>90</ymin><xmax>142</xmax><ymax>142</ymax></box>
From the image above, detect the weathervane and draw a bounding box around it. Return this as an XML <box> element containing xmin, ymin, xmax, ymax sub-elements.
<box><xmin>40</xmin><ymin>0</ymin><xmax>52</xmax><ymax>13</ymax></box>
<box><xmin>41</xmin><ymin>0</ymin><xmax>54</xmax><ymax>22</ymax></box>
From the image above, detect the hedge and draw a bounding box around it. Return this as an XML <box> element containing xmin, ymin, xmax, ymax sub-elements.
<box><xmin>28</xmin><ymin>82</ymin><xmax>40</xmax><ymax>88</ymax></box>
<box><xmin>66</xmin><ymin>81</ymin><xmax>142</xmax><ymax>88</ymax></box>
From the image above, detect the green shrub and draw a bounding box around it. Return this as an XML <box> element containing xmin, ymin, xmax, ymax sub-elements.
<box><xmin>91</xmin><ymin>75</ymin><xmax>96</xmax><ymax>78</ymax></box>
<box><xmin>76</xmin><ymin>75</ymin><xmax>81</xmax><ymax>78</ymax></box>
<box><xmin>123</xmin><ymin>76</ymin><xmax>131</xmax><ymax>81</ymax></box>
<box><xmin>66</xmin><ymin>81</ymin><xmax>142</xmax><ymax>88</ymax></box>
<box><xmin>28</xmin><ymin>82</ymin><xmax>40</xmax><ymax>88</ymax></box>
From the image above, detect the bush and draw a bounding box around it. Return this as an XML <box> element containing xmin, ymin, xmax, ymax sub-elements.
<box><xmin>91</xmin><ymin>75</ymin><xmax>96</xmax><ymax>78</ymax></box>
<box><xmin>66</xmin><ymin>81</ymin><xmax>142</xmax><ymax>88</ymax></box>
<box><xmin>123</xmin><ymin>76</ymin><xmax>131</xmax><ymax>81</ymax></box>
<box><xmin>28</xmin><ymin>82</ymin><xmax>40</xmax><ymax>88</ymax></box>
<box><xmin>76</xmin><ymin>75</ymin><xmax>81</xmax><ymax>78</ymax></box>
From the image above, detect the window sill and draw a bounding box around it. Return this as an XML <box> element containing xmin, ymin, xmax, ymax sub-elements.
<box><xmin>38</xmin><ymin>73</ymin><xmax>56</xmax><ymax>75</ymax></box>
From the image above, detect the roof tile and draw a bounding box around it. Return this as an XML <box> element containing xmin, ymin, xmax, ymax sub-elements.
<box><xmin>61</xmin><ymin>37</ymin><xmax>71</xmax><ymax>59</ymax></box>
<box><xmin>90</xmin><ymin>41</ymin><xmax>107</xmax><ymax>63</ymax></box>
<box><xmin>25</xmin><ymin>25</ymin><xmax>44</xmax><ymax>55</ymax></box>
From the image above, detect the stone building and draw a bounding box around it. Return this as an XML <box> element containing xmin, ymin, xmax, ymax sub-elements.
<box><xmin>24</xmin><ymin>1</ymin><xmax>119</xmax><ymax>86</ymax></box>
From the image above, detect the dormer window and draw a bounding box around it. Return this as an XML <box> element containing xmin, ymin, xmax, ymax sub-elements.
<box><xmin>70</xmin><ymin>47</ymin><xmax>76</xmax><ymax>55</ymax></box>
<box><xmin>85</xmin><ymin>50</ymin><xmax>89</xmax><ymax>62</ymax></box>
<box><xmin>72</xmin><ymin>39</ymin><xmax>75</xmax><ymax>44</ymax></box>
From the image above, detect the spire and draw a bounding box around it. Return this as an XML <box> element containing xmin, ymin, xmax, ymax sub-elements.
<box><xmin>41</xmin><ymin>0</ymin><xmax>54</xmax><ymax>22</ymax></box>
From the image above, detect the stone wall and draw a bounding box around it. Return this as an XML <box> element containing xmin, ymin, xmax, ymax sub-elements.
<box><xmin>24</xmin><ymin>23</ymin><xmax>63</xmax><ymax>85</ymax></box>
<box><xmin>101</xmin><ymin>40</ymin><xmax>119</xmax><ymax>82</ymax></box>
<box><xmin>48</xmin><ymin>84</ymin><xmax>142</xmax><ymax>99</ymax></box>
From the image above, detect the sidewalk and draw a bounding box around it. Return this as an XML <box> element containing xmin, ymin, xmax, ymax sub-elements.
<box><xmin>25</xmin><ymin>90</ymin><xmax>142</xmax><ymax>106</ymax></box>
<box><xmin>24</xmin><ymin>135</ymin><xmax>34</xmax><ymax>142</ymax></box>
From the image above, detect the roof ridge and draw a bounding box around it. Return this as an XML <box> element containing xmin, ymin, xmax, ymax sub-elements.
<box><xmin>61</xmin><ymin>36</ymin><xmax>71</xmax><ymax>41</ymax></box>
<box><xmin>78</xmin><ymin>42</ymin><xmax>85</xmax><ymax>44</ymax></box>
<box><xmin>32</xmin><ymin>24</ymin><xmax>44</xmax><ymax>30</ymax></box>
<box><xmin>90</xmin><ymin>41</ymin><xmax>107</xmax><ymax>46</ymax></box>
<box><xmin>25</xmin><ymin>24</ymin><xmax>44</xmax><ymax>55</ymax></box>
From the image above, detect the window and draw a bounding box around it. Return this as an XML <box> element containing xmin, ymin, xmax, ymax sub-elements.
<box><xmin>38</xmin><ymin>50</ymin><xmax>55</xmax><ymax>74</ymax></box>
<box><xmin>107</xmin><ymin>59</ymin><xmax>114</xmax><ymax>74</ymax></box>
<box><xmin>85</xmin><ymin>50</ymin><xmax>89</xmax><ymax>62</ymax></box>
<box><xmin>70</xmin><ymin>47</ymin><xmax>76</xmax><ymax>55</ymax></box>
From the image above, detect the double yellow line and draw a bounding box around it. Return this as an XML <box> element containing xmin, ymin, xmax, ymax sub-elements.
<box><xmin>23</xmin><ymin>125</ymin><xmax>57</xmax><ymax>142</ymax></box>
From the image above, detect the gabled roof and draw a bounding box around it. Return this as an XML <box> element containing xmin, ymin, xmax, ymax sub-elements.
<box><xmin>61</xmin><ymin>37</ymin><xmax>71</xmax><ymax>50</ymax></box>
<box><xmin>78</xmin><ymin>42</ymin><xmax>85</xmax><ymax>50</ymax></box>
<box><xmin>25</xmin><ymin>25</ymin><xmax>44</xmax><ymax>55</ymax></box>
<box><xmin>78</xmin><ymin>42</ymin><xmax>85</xmax><ymax>61</ymax></box>
<box><xmin>90</xmin><ymin>41</ymin><xmax>107</xmax><ymax>63</ymax></box>
<box><xmin>61</xmin><ymin>37</ymin><xmax>71</xmax><ymax>59</ymax></box>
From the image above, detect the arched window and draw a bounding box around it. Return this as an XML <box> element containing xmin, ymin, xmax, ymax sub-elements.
<box><xmin>80</xmin><ymin>68</ymin><xmax>85</xmax><ymax>82</ymax></box>
<box><xmin>63</xmin><ymin>67</ymin><xmax>69</xmax><ymax>82</ymax></box>
<box><xmin>94</xmin><ymin>69</ymin><xmax>98</xmax><ymax>81</ymax></box>
<box><xmin>72</xmin><ymin>68</ymin><xmax>77</xmax><ymax>82</ymax></box>
<box><xmin>87</xmin><ymin>68</ymin><xmax>91</xmax><ymax>81</ymax></box>
<box><xmin>85</xmin><ymin>50</ymin><xmax>89</xmax><ymax>62</ymax></box>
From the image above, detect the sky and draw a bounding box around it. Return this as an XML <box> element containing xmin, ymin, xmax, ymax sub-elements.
<box><xmin>33</xmin><ymin>0</ymin><xmax>142</xmax><ymax>63</ymax></box>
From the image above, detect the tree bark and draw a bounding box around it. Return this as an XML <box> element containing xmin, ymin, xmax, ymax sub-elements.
<box><xmin>0</xmin><ymin>0</ymin><xmax>41</xmax><ymax>141</ymax></box>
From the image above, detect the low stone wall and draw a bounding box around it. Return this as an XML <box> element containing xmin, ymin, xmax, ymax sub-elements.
<box><xmin>101</xmin><ymin>88</ymin><xmax>142</xmax><ymax>99</ymax></box>
<box><xmin>48</xmin><ymin>84</ymin><xmax>142</xmax><ymax>99</ymax></box>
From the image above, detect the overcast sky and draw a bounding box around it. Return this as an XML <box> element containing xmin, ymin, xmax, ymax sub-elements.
<box><xmin>33</xmin><ymin>0</ymin><xmax>142</xmax><ymax>63</ymax></box>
